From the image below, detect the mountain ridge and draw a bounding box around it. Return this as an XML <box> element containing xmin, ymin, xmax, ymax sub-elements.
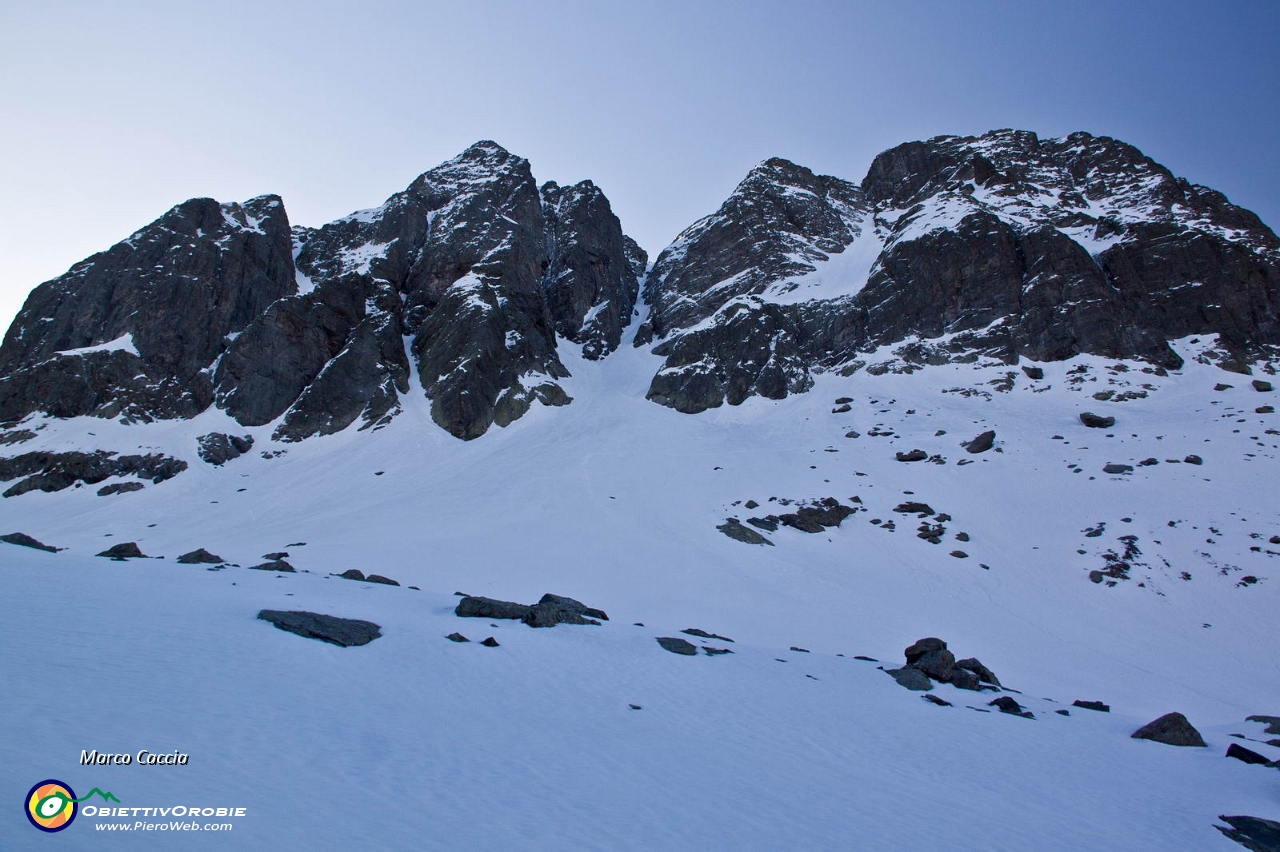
<box><xmin>2</xmin><ymin>130</ymin><xmax>1277</xmax><ymax>449</ymax></box>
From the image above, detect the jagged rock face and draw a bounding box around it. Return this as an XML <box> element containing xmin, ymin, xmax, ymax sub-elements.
<box><xmin>622</xmin><ymin>235</ymin><xmax>649</xmax><ymax>281</ymax></box>
<box><xmin>218</xmin><ymin>141</ymin><xmax>573</xmax><ymax>441</ymax></box>
<box><xmin>0</xmin><ymin>141</ymin><xmax>641</xmax><ymax>444</ymax></box>
<box><xmin>641</xmin><ymin>129</ymin><xmax>1280</xmax><ymax>413</ymax></box>
<box><xmin>0</xmin><ymin>196</ymin><xmax>295</xmax><ymax>422</ymax></box>
<box><xmin>637</xmin><ymin>158</ymin><xmax>868</xmax><ymax>411</ymax></box>
<box><xmin>647</xmin><ymin>301</ymin><xmax>812</xmax><ymax>413</ymax></box>
<box><xmin>641</xmin><ymin>158</ymin><xmax>869</xmax><ymax>339</ymax></box>
<box><xmin>540</xmin><ymin>181</ymin><xmax>642</xmax><ymax>360</ymax></box>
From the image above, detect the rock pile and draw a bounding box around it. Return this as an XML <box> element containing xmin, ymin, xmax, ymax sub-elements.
<box><xmin>885</xmin><ymin>637</ymin><xmax>1002</xmax><ymax>692</ymax></box>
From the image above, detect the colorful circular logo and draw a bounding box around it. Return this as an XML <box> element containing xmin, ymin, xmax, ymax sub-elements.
<box><xmin>25</xmin><ymin>780</ymin><xmax>77</xmax><ymax>832</ymax></box>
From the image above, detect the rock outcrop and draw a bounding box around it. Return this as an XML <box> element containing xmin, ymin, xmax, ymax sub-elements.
<box><xmin>0</xmin><ymin>450</ymin><xmax>186</xmax><ymax>498</ymax></box>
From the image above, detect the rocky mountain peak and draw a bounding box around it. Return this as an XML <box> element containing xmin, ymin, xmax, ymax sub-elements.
<box><xmin>638</xmin><ymin>157</ymin><xmax>868</xmax><ymax>344</ymax></box>
<box><xmin>638</xmin><ymin>128</ymin><xmax>1280</xmax><ymax>413</ymax></box>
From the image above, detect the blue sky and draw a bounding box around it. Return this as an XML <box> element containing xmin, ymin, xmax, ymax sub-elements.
<box><xmin>1</xmin><ymin>0</ymin><xmax>1276</xmax><ymax>329</ymax></box>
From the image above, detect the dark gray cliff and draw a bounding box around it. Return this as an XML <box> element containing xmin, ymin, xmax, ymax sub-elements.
<box><xmin>540</xmin><ymin>180</ymin><xmax>642</xmax><ymax>360</ymax></box>
<box><xmin>217</xmin><ymin>141</ymin><xmax>576</xmax><ymax>441</ymax></box>
<box><xmin>0</xmin><ymin>195</ymin><xmax>295</xmax><ymax>422</ymax></box>
<box><xmin>640</xmin><ymin>130</ymin><xmax>1280</xmax><ymax>413</ymax></box>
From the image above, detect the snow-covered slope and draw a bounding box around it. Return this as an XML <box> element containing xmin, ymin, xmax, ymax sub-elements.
<box><xmin>3</xmin><ymin>329</ymin><xmax>1278</xmax><ymax>849</ymax></box>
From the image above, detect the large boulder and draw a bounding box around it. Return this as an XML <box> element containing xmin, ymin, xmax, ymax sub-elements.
<box><xmin>965</xmin><ymin>430</ymin><xmax>996</xmax><ymax>453</ymax></box>
<box><xmin>656</xmin><ymin>637</ymin><xmax>699</xmax><ymax>656</ymax></box>
<box><xmin>912</xmin><ymin>648</ymin><xmax>958</xmax><ymax>681</ymax></box>
<box><xmin>1080</xmin><ymin>412</ymin><xmax>1115</xmax><ymax>428</ymax></box>
<box><xmin>1131</xmin><ymin>712</ymin><xmax>1206</xmax><ymax>747</ymax></box>
<box><xmin>97</xmin><ymin>542</ymin><xmax>146</xmax><ymax>560</ymax></box>
<box><xmin>257</xmin><ymin>610</ymin><xmax>381</xmax><ymax>647</ymax></box>
<box><xmin>904</xmin><ymin>637</ymin><xmax>948</xmax><ymax>665</ymax></box>
<box><xmin>886</xmin><ymin>667</ymin><xmax>933</xmax><ymax>691</ymax></box>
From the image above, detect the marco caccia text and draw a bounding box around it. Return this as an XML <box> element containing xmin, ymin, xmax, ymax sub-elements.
<box><xmin>81</xmin><ymin>750</ymin><xmax>189</xmax><ymax>766</ymax></box>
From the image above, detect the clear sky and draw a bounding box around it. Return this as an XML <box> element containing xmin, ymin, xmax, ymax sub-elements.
<box><xmin>1</xmin><ymin>0</ymin><xmax>1277</xmax><ymax>331</ymax></box>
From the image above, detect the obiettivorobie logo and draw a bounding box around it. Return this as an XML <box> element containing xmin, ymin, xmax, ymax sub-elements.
<box><xmin>24</xmin><ymin>779</ymin><xmax>248</xmax><ymax>834</ymax></box>
<box><xmin>24</xmin><ymin>780</ymin><xmax>119</xmax><ymax>833</ymax></box>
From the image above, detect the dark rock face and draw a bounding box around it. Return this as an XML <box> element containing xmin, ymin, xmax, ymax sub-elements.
<box><xmin>1216</xmin><ymin>815</ymin><xmax>1280</xmax><ymax>852</ymax></box>
<box><xmin>638</xmin><ymin>158</ymin><xmax>865</xmax><ymax>412</ymax></box>
<box><xmin>0</xmin><ymin>450</ymin><xmax>186</xmax><ymax>498</ymax></box>
<box><xmin>1</xmin><ymin>532</ymin><xmax>60</xmax><ymax>552</ymax></box>
<box><xmin>97</xmin><ymin>542</ymin><xmax>145</xmax><ymax>559</ymax></box>
<box><xmin>646</xmin><ymin>301</ymin><xmax>813</xmax><ymax>414</ymax></box>
<box><xmin>656</xmin><ymin>636</ymin><xmax>699</xmax><ymax>655</ymax></box>
<box><xmin>622</xmin><ymin>236</ymin><xmax>649</xmax><ymax>281</ymax></box>
<box><xmin>0</xmin><ymin>196</ymin><xmax>295</xmax><ymax>424</ymax></box>
<box><xmin>257</xmin><ymin>609</ymin><xmax>381</xmax><ymax>647</ymax></box>
<box><xmin>539</xmin><ymin>181</ymin><xmax>642</xmax><ymax>360</ymax></box>
<box><xmin>197</xmin><ymin>433</ymin><xmax>254</xmax><ymax>465</ymax></box>
<box><xmin>640</xmin><ymin>129</ymin><xmax>1280</xmax><ymax>412</ymax></box>
<box><xmin>176</xmin><ymin>548</ymin><xmax>224</xmax><ymax>564</ymax></box>
<box><xmin>219</xmin><ymin>141</ymin><xmax>578</xmax><ymax>442</ymax></box>
<box><xmin>1131</xmin><ymin>712</ymin><xmax>1207</xmax><ymax>746</ymax></box>
<box><xmin>365</xmin><ymin>574</ymin><xmax>399</xmax><ymax>586</ymax></box>
<box><xmin>642</xmin><ymin>158</ymin><xmax>869</xmax><ymax>340</ymax></box>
